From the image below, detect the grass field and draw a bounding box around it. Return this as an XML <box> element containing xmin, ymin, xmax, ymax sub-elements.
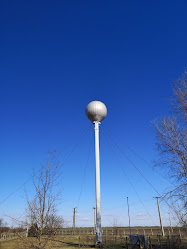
<box><xmin>1</xmin><ymin>227</ymin><xmax>187</xmax><ymax>249</ymax></box>
<box><xmin>0</xmin><ymin>239</ymin><xmax>20</xmax><ymax>249</ymax></box>
<box><xmin>0</xmin><ymin>236</ymin><xmax>94</xmax><ymax>249</ymax></box>
<box><xmin>1</xmin><ymin>234</ymin><xmax>187</xmax><ymax>249</ymax></box>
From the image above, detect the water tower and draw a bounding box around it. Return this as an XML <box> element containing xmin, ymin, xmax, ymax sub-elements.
<box><xmin>86</xmin><ymin>101</ymin><xmax>107</xmax><ymax>245</ymax></box>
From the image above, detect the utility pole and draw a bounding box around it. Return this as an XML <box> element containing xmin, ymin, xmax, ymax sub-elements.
<box><xmin>26</xmin><ymin>216</ymin><xmax>29</xmax><ymax>237</ymax></box>
<box><xmin>73</xmin><ymin>207</ymin><xmax>76</xmax><ymax>234</ymax></box>
<box><xmin>154</xmin><ymin>197</ymin><xmax>165</xmax><ymax>236</ymax></box>
<box><xmin>168</xmin><ymin>212</ymin><xmax>173</xmax><ymax>233</ymax></box>
<box><xmin>93</xmin><ymin>207</ymin><xmax>96</xmax><ymax>233</ymax></box>
<box><xmin>127</xmin><ymin>197</ymin><xmax>131</xmax><ymax>236</ymax></box>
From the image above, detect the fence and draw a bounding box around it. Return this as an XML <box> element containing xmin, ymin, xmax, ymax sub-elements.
<box><xmin>1</xmin><ymin>228</ymin><xmax>187</xmax><ymax>248</ymax></box>
<box><xmin>0</xmin><ymin>231</ymin><xmax>26</xmax><ymax>242</ymax></box>
<box><xmin>51</xmin><ymin>234</ymin><xmax>187</xmax><ymax>248</ymax></box>
<box><xmin>56</xmin><ymin>227</ymin><xmax>187</xmax><ymax>237</ymax></box>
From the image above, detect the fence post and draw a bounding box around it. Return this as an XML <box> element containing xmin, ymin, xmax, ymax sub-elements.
<box><xmin>126</xmin><ymin>236</ymin><xmax>128</xmax><ymax>249</ymax></box>
<box><xmin>149</xmin><ymin>237</ymin><xmax>152</xmax><ymax>249</ymax></box>
<box><xmin>168</xmin><ymin>235</ymin><xmax>172</xmax><ymax>249</ymax></box>
<box><xmin>158</xmin><ymin>235</ymin><xmax>162</xmax><ymax>248</ymax></box>
<box><xmin>86</xmin><ymin>236</ymin><xmax>88</xmax><ymax>247</ymax></box>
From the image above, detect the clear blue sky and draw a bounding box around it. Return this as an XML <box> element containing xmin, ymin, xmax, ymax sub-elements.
<box><xmin>1</xmin><ymin>0</ymin><xmax>187</xmax><ymax>228</ymax></box>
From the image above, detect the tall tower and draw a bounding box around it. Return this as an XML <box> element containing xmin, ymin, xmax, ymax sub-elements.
<box><xmin>86</xmin><ymin>101</ymin><xmax>107</xmax><ymax>245</ymax></box>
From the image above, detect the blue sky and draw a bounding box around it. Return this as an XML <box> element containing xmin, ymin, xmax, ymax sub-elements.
<box><xmin>1</xmin><ymin>0</ymin><xmax>187</xmax><ymax>228</ymax></box>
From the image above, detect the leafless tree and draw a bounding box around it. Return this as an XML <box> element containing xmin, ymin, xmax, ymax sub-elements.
<box><xmin>0</xmin><ymin>218</ymin><xmax>3</xmax><ymax>235</ymax></box>
<box><xmin>154</xmin><ymin>69</ymin><xmax>187</xmax><ymax>226</ymax></box>
<box><xmin>19</xmin><ymin>150</ymin><xmax>63</xmax><ymax>248</ymax></box>
<box><xmin>45</xmin><ymin>214</ymin><xmax>64</xmax><ymax>229</ymax></box>
<box><xmin>0</xmin><ymin>218</ymin><xmax>3</xmax><ymax>227</ymax></box>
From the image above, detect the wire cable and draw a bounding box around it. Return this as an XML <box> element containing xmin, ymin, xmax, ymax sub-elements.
<box><xmin>127</xmin><ymin>146</ymin><xmax>174</xmax><ymax>186</ymax></box>
<box><xmin>102</xmin><ymin>124</ymin><xmax>175</xmax><ymax>187</ymax></box>
<box><xmin>102</xmin><ymin>130</ymin><xmax>157</xmax><ymax>226</ymax></box>
<box><xmin>101</xmin><ymin>124</ymin><xmax>174</xmax><ymax>212</ymax></box>
<box><xmin>0</xmin><ymin>124</ymin><xmax>93</xmax><ymax>207</ymax></box>
<box><xmin>0</xmin><ymin>174</ymin><xmax>38</xmax><ymax>206</ymax></box>
<box><xmin>76</xmin><ymin>132</ymin><xmax>94</xmax><ymax>208</ymax></box>
<box><xmin>101</xmin><ymin>127</ymin><xmax>161</xmax><ymax>197</ymax></box>
<box><xmin>56</xmin><ymin>123</ymin><xmax>93</xmax><ymax>161</ymax></box>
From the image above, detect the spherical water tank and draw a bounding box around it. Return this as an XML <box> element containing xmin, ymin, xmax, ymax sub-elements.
<box><xmin>86</xmin><ymin>101</ymin><xmax>107</xmax><ymax>123</ymax></box>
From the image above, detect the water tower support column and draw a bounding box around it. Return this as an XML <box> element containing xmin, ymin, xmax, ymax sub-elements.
<box><xmin>94</xmin><ymin>121</ymin><xmax>102</xmax><ymax>244</ymax></box>
<box><xmin>86</xmin><ymin>101</ymin><xmax>107</xmax><ymax>245</ymax></box>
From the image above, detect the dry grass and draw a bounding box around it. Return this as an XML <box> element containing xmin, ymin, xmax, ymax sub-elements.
<box><xmin>0</xmin><ymin>239</ymin><xmax>20</xmax><ymax>249</ymax></box>
<box><xmin>0</xmin><ymin>236</ymin><xmax>95</xmax><ymax>249</ymax></box>
<box><xmin>1</xmin><ymin>234</ymin><xmax>187</xmax><ymax>249</ymax></box>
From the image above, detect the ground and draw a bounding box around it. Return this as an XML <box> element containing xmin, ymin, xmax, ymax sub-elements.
<box><xmin>1</xmin><ymin>227</ymin><xmax>187</xmax><ymax>249</ymax></box>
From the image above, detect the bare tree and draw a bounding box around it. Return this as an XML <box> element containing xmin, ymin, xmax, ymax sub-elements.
<box><xmin>45</xmin><ymin>214</ymin><xmax>64</xmax><ymax>229</ymax></box>
<box><xmin>154</xmin><ymin>69</ymin><xmax>187</xmax><ymax>226</ymax></box>
<box><xmin>19</xmin><ymin>151</ymin><xmax>63</xmax><ymax>248</ymax></box>
<box><xmin>0</xmin><ymin>218</ymin><xmax>3</xmax><ymax>235</ymax></box>
<box><xmin>0</xmin><ymin>218</ymin><xmax>3</xmax><ymax>227</ymax></box>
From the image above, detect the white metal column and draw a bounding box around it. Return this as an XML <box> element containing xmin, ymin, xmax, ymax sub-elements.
<box><xmin>94</xmin><ymin>121</ymin><xmax>102</xmax><ymax>244</ymax></box>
